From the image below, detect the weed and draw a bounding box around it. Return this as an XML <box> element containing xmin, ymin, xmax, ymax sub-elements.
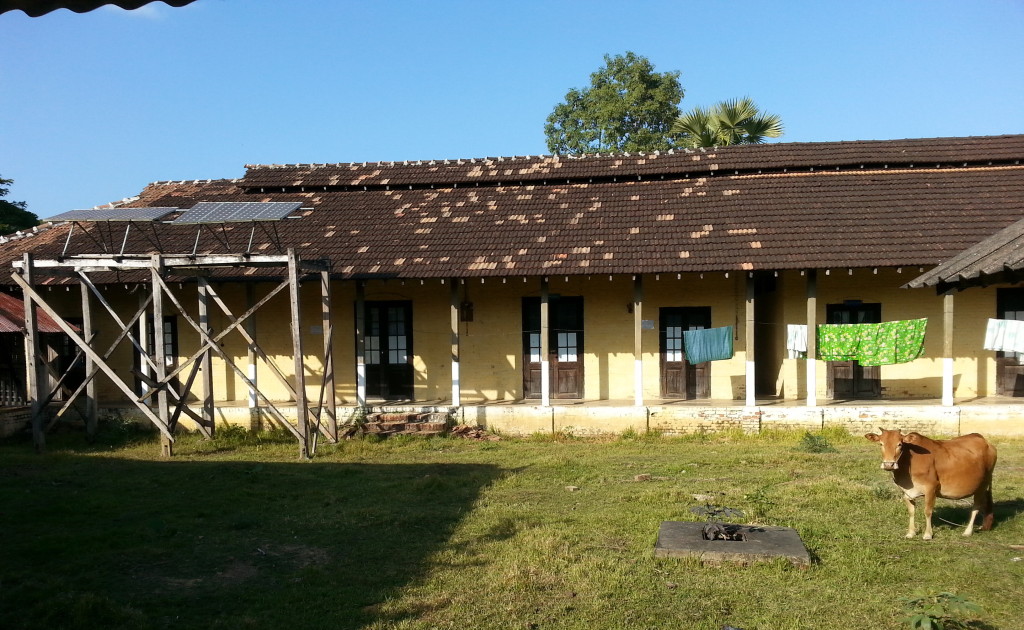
<box><xmin>796</xmin><ymin>431</ymin><xmax>838</xmax><ymax>453</ymax></box>
<box><xmin>901</xmin><ymin>592</ymin><xmax>983</xmax><ymax>630</ymax></box>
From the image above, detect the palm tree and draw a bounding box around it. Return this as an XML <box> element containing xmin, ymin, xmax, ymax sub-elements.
<box><xmin>672</xmin><ymin>97</ymin><xmax>783</xmax><ymax>148</ymax></box>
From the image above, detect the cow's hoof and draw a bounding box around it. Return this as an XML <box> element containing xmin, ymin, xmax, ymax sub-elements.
<box><xmin>905</xmin><ymin>533</ymin><xmax>915</xmax><ymax>539</ymax></box>
<box><xmin>923</xmin><ymin>534</ymin><xmax>933</xmax><ymax>541</ymax></box>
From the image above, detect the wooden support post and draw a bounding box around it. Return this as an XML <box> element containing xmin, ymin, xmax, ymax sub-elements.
<box><xmin>245</xmin><ymin>282</ymin><xmax>258</xmax><ymax>412</ymax></box>
<box><xmin>633</xmin><ymin>275</ymin><xmax>643</xmax><ymax>406</ymax></box>
<box><xmin>80</xmin><ymin>280</ymin><xmax>98</xmax><ymax>435</ymax></box>
<box><xmin>152</xmin><ymin>256</ymin><xmax>172</xmax><ymax>457</ymax></box>
<box><xmin>138</xmin><ymin>291</ymin><xmax>151</xmax><ymax>399</ymax></box>
<box><xmin>288</xmin><ymin>249</ymin><xmax>310</xmax><ymax>459</ymax></box>
<box><xmin>943</xmin><ymin>292</ymin><xmax>955</xmax><ymax>407</ymax></box>
<box><xmin>745</xmin><ymin>274</ymin><xmax>756</xmax><ymax>407</ymax></box>
<box><xmin>321</xmin><ymin>271</ymin><xmax>338</xmax><ymax>441</ymax></box>
<box><xmin>10</xmin><ymin>273</ymin><xmax>174</xmax><ymax>443</ymax></box>
<box><xmin>197</xmin><ymin>277</ymin><xmax>215</xmax><ymax>436</ymax></box>
<box><xmin>355</xmin><ymin>280</ymin><xmax>366</xmax><ymax>408</ymax></box>
<box><xmin>806</xmin><ymin>269</ymin><xmax>818</xmax><ymax>407</ymax></box>
<box><xmin>540</xmin><ymin>277</ymin><xmax>550</xmax><ymax>408</ymax></box>
<box><xmin>450</xmin><ymin>278</ymin><xmax>461</xmax><ymax>407</ymax></box>
<box><xmin>22</xmin><ymin>254</ymin><xmax>44</xmax><ymax>453</ymax></box>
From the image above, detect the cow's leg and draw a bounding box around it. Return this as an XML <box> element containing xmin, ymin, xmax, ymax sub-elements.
<box><xmin>963</xmin><ymin>496</ymin><xmax>980</xmax><ymax>537</ymax></box>
<box><xmin>903</xmin><ymin>495</ymin><xmax>917</xmax><ymax>538</ymax></box>
<box><xmin>922</xmin><ymin>490</ymin><xmax>936</xmax><ymax>540</ymax></box>
<box><xmin>980</xmin><ymin>473</ymin><xmax>995</xmax><ymax>532</ymax></box>
<box><xmin>981</xmin><ymin>485</ymin><xmax>995</xmax><ymax>531</ymax></box>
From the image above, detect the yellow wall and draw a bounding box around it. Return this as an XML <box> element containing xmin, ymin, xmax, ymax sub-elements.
<box><xmin>30</xmin><ymin>267</ymin><xmax>1012</xmax><ymax>408</ymax></box>
<box><xmin>776</xmin><ymin>269</ymin><xmax>999</xmax><ymax>400</ymax></box>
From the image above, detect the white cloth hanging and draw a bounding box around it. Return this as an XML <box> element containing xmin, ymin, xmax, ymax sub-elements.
<box><xmin>786</xmin><ymin>324</ymin><xmax>807</xmax><ymax>359</ymax></box>
<box><xmin>983</xmin><ymin>318</ymin><xmax>1024</xmax><ymax>353</ymax></box>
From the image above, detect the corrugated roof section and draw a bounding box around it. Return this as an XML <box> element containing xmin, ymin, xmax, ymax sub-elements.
<box><xmin>0</xmin><ymin>292</ymin><xmax>77</xmax><ymax>333</ymax></box>
<box><xmin>906</xmin><ymin>217</ymin><xmax>1024</xmax><ymax>293</ymax></box>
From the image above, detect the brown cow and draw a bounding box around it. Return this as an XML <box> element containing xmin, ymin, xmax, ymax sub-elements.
<box><xmin>865</xmin><ymin>428</ymin><xmax>997</xmax><ymax>540</ymax></box>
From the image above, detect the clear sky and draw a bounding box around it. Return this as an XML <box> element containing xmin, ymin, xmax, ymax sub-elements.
<box><xmin>2</xmin><ymin>0</ymin><xmax>1023</xmax><ymax>219</ymax></box>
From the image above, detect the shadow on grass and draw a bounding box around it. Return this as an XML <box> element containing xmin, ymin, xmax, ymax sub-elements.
<box><xmin>0</xmin><ymin>448</ymin><xmax>503</xmax><ymax>630</ymax></box>
<box><xmin>930</xmin><ymin>496</ymin><xmax>1024</xmax><ymax>535</ymax></box>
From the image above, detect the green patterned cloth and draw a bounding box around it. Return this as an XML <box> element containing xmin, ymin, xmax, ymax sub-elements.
<box><xmin>817</xmin><ymin>319</ymin><xmax>927</xmax><ymax>365</ymax></box>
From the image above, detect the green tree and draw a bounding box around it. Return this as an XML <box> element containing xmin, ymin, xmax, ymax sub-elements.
<box><xmin>0</xmin><ymin>175</ymin><xmax>39</xmax><ymax>236</ymax></box>
<box><xmin>672</xmin><ymin>97</ymin><xmax>783</xmax><ymax>148</ymax></box>
<box><xmin>544</xmin><ymin>52</ymin><xmax>684</xmax><ymax>155</ymax></box>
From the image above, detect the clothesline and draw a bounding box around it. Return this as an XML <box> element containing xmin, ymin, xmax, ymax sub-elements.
<box><xmin>785</xmin><ymin>319</ymin><xmax>928</xmax><ymax>365</ymax></box>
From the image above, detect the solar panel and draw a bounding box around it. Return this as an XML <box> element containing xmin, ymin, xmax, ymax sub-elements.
<box><xmin>46</xmin><ymin>207</ymin><xmax>180</xmax><ymax>222</ymax></box>
<box><xmin>171</xmin><ymin>201</ymin><xmax>303</xmax><ymax>224</ymax></box>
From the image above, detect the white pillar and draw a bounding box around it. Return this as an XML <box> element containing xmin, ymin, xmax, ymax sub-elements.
<box><xmin>633</xmin><ymin>275</ymin><xmax>644</xmax><ymax>406</ymax></box>
<box><xmin>806</xmin><ymin>269</ymin><xmax>818</xmax><ymax>407</ymax></box>
<box><xmin>942</xmin><ymin>293</ymin><xmax>955</xmax><ymax>407</ymax></box>
<box><xmin>450</xmin><ymin>279</ymin><xmax>461</xmax><ymax>407</ymax></box>
<box><xmin>745</xmin><ymin>274</ymin><xmax>756</xmax><ymax>407</ymax></box>
<box><xmin>355</xmin><ymin>280</ymin><xmax>366</xmax><ymax>407</ymax></box>
<box><xmin>540</xmin><ymin>278</ymin><xmax>550</xmax><ymax>408</ymax></box>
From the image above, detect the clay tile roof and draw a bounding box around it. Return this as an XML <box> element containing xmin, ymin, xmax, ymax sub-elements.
<box><xmin>3</xmin><ymin>135</ymin><xmax>1023</xmax><ymax>282</ymax></box>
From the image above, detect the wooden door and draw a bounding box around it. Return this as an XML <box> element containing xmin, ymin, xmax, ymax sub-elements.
<box><xmin>364</xmin><ymin>301</ymin><xmax>414</xmax><ymax>400</ymax></box>
<box><xmin>825</xmin><ymin>303</ymin><xmax>881</xmax><ymax>399</ymax></box>
<box><xmin>996</xmin><ymin>289</ymin><xmax>1024</xmax><ymax>396</ymax></box>
<box><xmin>522</xmin><ymin>296</ymin><xmax>584</xmax><ymax>399</ymax></box>
<box><xmin>659</xmin><ymin>307</ymin><xmax>711</xmax><ymax>399</ymax></box>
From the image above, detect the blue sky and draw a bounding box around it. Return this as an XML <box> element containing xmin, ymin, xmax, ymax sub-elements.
<box><xmin>2</xmin><ymin>0</ymin><xmax>1023</xmax><ymax>219</ymax></box>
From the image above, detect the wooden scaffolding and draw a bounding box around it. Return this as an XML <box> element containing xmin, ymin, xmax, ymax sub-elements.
<box><xmin>11</xmin><ymin>248</ymin><xmax>338</xmax><ymax>459</ymax></box>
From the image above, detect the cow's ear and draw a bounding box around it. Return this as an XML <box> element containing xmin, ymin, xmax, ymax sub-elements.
<box><xmin>865</xmin><ymin>433</ymin><xmax>880</xmax><ymax>442</ymax></box>
<box><xmin>904</xmin><ymin>433</ymin><xmax>921</xmax><ymax>444</ymax></box>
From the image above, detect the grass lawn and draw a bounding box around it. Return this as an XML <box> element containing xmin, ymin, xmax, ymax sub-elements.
<box><xmin>1</xmin><ymin>424</ymin><xmax>1022</xmax><ymax>630</ymax></box>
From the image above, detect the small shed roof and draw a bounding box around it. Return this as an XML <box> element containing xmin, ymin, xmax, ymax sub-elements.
<box><xmin>0</xmin><ymin>292</ymin><xmax>76</xmax><ymax>333</ymax></box>
<box><xmin>905</xmin><ymin>217</ymin><xmax>1024</xmax><ymax>294</ymax></box>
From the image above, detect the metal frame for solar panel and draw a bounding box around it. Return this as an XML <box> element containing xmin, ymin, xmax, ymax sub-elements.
<box><xmin>171</xmin><ymin>202</ymin><xmax>302</xmax><ymax>224</ymax></box>
<box><xmin>46</xmin><ymin>207</ymin><xmax>182</xmax><ymax>258</ymax></box>
<box><xmin>47</xmin><ymin>207</ymin><xmax>180</xmax><ymax>222</ymax></box>
<box><xmin>170</xmin><ymin>202</ymin><xmax>304</xmax><ymax>255</ymax></box>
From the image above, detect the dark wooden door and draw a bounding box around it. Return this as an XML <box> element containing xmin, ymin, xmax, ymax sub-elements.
<box><xmin>522</xmin><ymin>296</ymin><xmax>584</xmax><ymax>399</ymax></box>
<box><xmin>825</xmin><ymin>303</ymin><xmax>881</xmax><ymax>399</ymax></box>
<box><xmin>364</xmin><ymin>301</ymin><xmax>414</xmax><ymax>400</ymax></box>
<box><xmin>996</xmin><ymin>289</ymin><xmax>1024</xmax><ymax>396</ymax></box>
<box><xmin>660</xmin><ymin>307</ymin><xmax>711</xmax><ymax>399</ymax></box>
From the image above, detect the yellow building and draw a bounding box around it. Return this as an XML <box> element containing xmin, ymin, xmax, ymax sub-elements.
<box><xmin>5</xmin><ymin>135</ymin><xmax>1024</xmax><ymax>453</ymax></box>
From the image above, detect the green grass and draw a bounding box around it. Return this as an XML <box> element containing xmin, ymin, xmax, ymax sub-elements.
<box><xmin>1</xmin><ymin>425</ymin><xmax>1022</xmax><ymax>630</ymax></box>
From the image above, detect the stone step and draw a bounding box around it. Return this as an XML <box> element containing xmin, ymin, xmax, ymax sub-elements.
<box><xmin>362</xmin><ymin>413</ymin><xmax>448</xmax><ymax>437</ymax></box>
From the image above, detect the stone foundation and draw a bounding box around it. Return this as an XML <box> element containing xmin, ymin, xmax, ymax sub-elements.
<box><xmin>0</xmin><ymin>406</ymin><xmax>30</xmax><ymax>438</ymax></box>
<box><xmin>95</xmin><ymin>402</ymin><xmax>1024</xmax><ymax>438</ymax></box>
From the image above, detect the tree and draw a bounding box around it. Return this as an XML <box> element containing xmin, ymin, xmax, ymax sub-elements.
<box><xmin>544</xmin><ymin>52</ymin><xmax>684</xmax><ymax>155</ymax></box>
<box><xmin>672</xmin><ymin>97</ymin><xmax>783</xmax><ymax>148</ymax></box>
<box><xmin>0</xmin><ymin>175</ymin><xmax>40</xmax><ymax>236</ymax></box>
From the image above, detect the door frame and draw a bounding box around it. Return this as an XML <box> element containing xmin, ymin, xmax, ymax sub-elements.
<box><xmin>361</xmin><ymin>300</ymin><xmax>414</xmax><ymax>401</ymax></box>
<box><xmin>522</xmin><ymin>296</ymin><xmax>584</xmax><ymax>399</ymax></box>
<box><xmin>659</xmin><ymin>306</ymin><xmax>711</xmax><ymax>399</ymax></box>
<box><xmin>824</xmin><ymin>302</ymin><xmax>881</xmax><ymax>399</ymax></box>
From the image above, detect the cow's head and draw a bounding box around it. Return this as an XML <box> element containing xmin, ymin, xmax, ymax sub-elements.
<box><xmin>865</xmin><ymin>427</ymin><xmax>906</xmax><ymax>471</ymax></box>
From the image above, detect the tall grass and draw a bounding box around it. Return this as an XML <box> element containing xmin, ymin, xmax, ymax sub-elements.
<box><xmin>1</xmin><ymin>427</ymin><xmax>1021</xmax><ymax>630</ymax></box>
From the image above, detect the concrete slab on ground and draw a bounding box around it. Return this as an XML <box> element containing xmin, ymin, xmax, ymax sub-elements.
<box><xmin>654</xmin><ymin>521</ymin><xmax>811</xmax><ymax>567</ymax></box>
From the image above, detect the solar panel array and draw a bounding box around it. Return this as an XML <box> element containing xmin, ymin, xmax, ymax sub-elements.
<box><xmin>171</xmin><ymin>201</ymin><xmax>303</xmax><ymax>224</ymax></box>
<box><xmin>46</xmin><ymin>207</ymin><xmax>180</xmax><ymax>222</ymax></box>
